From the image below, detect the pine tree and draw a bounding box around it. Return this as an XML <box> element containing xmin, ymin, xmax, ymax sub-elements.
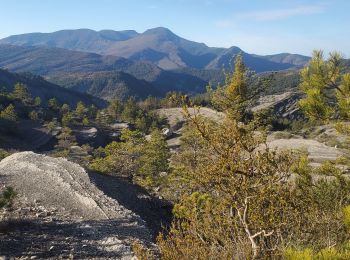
<box><xmin>121</xmin><ymin>97</ymin><xmax>139</xmax><ymax>122</ymax></box>
<box><xmin>12</xmin><ymin>83</ymin><xmax>32</xmax><ymax>104</ymax></box>
<box><xmin>48</xmin><ymin>98</ymin><xmax>60</xmax><ymax>111</ymax></box>
<box><xmin>29</xmin><ymin>110</ymin><xmax>39</xmax><ymax>121</ymax></box>
<box><xmin>299</xmin><ymin>50</ymin><xmax>350</xmax><ymax>139</ymax></box>
<box><xmin>60</xmin><ymin>104</ymin><xmax>70</xmax><ymax>115</ymax></box>
<box><xmin>298</xmin><ymin>50</ymin><xmax>344</xmax><ymax>121</ymax></box>
<box><xmin>34</xmin><ymin>96</ymin><xmax>41</xmax><ymax>107</ymax></box>
<box><xmin>209</xmin><ymin>54</ymin><xmax>261</xmax><ymax>120</ymax></box>
<box><xmin>0</xmin><ymin>104</ymin><xmax>18</xmax><ymax>131</ymax></box>
<box><xmin>158</xmin><ymin>106</ymin><xmax>296</xmax><ymax>259</ymax></box>
<box><xmin>107</xmin><ymin>98</ymin><xmax>123</xmax><ymax>120</ymax></box>
<box><xmin>139</xmin><ymin>129</ymin><xmax>170</xmax><ymax>187</ymax></box>
<box><xmin>337</xmin><ymin>73</ymin><xmax>350</xmax><ymax>119</ymax></box>
<box><xmin>0</xmin><ymin>104</ymin><xmax>17</xmax><ymax>122</ymax></box>
<box><xmin>88</xmin><ymin>104</ymin><xmax>98</xmax><ymax>119</ymax></box>
<box><xmin>75</xmin><ymin>101</ymin><xmax>87</xmax><ymax>119</ymax></box>
<box><xmin>61</xmin><ymin>112</ymin><xmax>73</xmax><ymax>126</ymax></box>
<box><xmin>82</xmin><ymin>117</ymin><xmax>90</xmax><ymax>126</ymax></box>
<box><xmin>56</xmin><ymin>127</ymin><xmax>77</xmax><ymax>151</ymax></box>
<box><xmin>135</xmin><ymin>116</ymin><xmax>148</xmax><ymax>132</ymax></box>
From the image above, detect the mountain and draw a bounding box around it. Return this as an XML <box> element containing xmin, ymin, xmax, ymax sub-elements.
<box><xmin>103</xmin><ymin>27</ymin><xmax>224</xmax><ymax>70</ymax></box>
<box><xmin>0</xmin><ymin>44</ymin><xmax>140</xmax><ymax>75</ymax></box>
<box><xmin>206</xmin><ymin>47</ymin><xmax>294</xmax><ymax>72</ymax></box>
<box><xmin>0</xmin><ymin>28</ymin><xmax>314</xmax><ymax>100</ymax></box>
<box><xmin>0</xmin><ymin>29</ymin><xmax>139</xmax><ymax>54</ymax></box>
<box><xmin>0</xmin><ymin>44</ymin><xmax>208</xmax><ymax>97</ymax></box>
<box><xmin>0</xmin><ymin>28</ymin><xmax>309</xmax><ymax>71</ymax></box>
<box><xmin>258</xmin><ymin>53</ymin><xmax>310</xmax><ymax>66</ymax></box>
<box><xmin>0</xmin><ymin>68</ymin><xmax>106</xmax><ymax>107</ymax></box>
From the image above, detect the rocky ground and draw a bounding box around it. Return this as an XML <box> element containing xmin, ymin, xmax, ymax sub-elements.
<box><xmin>0</xmin><ymin>152</ymin><xmax>170</xmax><ymax>259</ymax></box>
<box><xmin>268</xmin><ymin>137</ymin><xmax>345</xmax><ymax>165</ymax></box>
<box><xmin>158</xmin><ymin>107</ymin><xmax>349</xmax><ymax>167</ymax></box>
<box><xmin>156</xmin><ymin>107</ymin><xmax>224</xmax><ymax>129</ymax></box>
<box><xmin>156</xmin><ymin>107</ymin><xmax>224</xmax><ymax>150</ymax></box>
<box><xmin>268</xmin><ymin>126</ymin><xmax>350</xmax><ymax>168</ymax></box>
<box><xmin>252</xmin><ymin>91</ymin><xmax>303</xmax><ymax>120</ymax></box>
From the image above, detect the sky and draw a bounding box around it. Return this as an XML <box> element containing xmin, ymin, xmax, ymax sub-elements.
<box><xmin>1</xmin><ymin>0</ymin><xmax>349</xmax><ymax>56</ymax></box>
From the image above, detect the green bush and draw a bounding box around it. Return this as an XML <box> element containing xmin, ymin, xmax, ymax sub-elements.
<box><xmin>90</xmin><ymin>129</ymin><xmax>170</xmax><ymax>190</ymax></box>
<box><xmin>0</xmin><ymin>149</ymin><xmax>10</xmax><ymax>160</ymax></box>
<box><xmin>0</xmin><ymin>187</ymin><xmax>16</xmax><ymax>209</ymax></box>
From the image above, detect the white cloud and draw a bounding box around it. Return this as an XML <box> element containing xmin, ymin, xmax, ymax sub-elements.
<box><xmin>214</xmin><ymin>3</ymin><xmax>328</xmax><ymax>29</ymax></box>
<box><xmin>240</xmin><ymin>4</ymin><xmax>326</xmax><ymax>21</ymax></box>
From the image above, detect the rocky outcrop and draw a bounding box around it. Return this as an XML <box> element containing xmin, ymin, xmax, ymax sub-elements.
<box><xmin>0</xmin><ymin>152</ymin><xmax>154</xmax><ymax>259</ymax></box>
<box><xmin>156</xmin><ymin>107</ymin><xmax>224</xmax><ymax>131</ymax></box>
<box><xmin>252</xmin><ymin>91</ymin><xmax>303</xmax><ymax>120</ymax></box>
<box><xmin>110</xmin><ymin>122</ymin><xmax>130</xmax><ymax>138</ymax></box>
<box><xmin>156</xmin><ymin>107</ymin><xmax>224</xmax><ymax>151</ymax></box>
<box><xmin>267</xmin><ymin>138</ymin><xmax>345</xmax><ymax>165</ymax></box>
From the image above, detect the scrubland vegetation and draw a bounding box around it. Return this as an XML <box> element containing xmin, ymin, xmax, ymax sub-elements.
<box><xmin>1</xmin><ymin>51</ymin><xmax>350</xmax><ymax>259</ymax></box>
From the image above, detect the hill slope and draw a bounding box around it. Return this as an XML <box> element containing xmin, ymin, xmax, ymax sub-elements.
<box><xmin>50</xmin><ymin>71</ymin><xmax>161</xmax><ymax>100</ymax></box>
<box><xmin>258</xmin><ymin>53</ymin><xmax>310</xmax><ymax>66</ymax></box>
<box><xmin>0</xmin><ymin>44</ymin><xmax>208</xmax><ymax>97</ymax></box>
<box><xmin>0</xmin><ymin>68</ymin><xmax>105</xmax><ymax>107</ymax></box>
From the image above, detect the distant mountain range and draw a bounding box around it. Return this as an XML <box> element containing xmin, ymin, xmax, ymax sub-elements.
<box><xmin>0</xmin><ymin>28</ymin><xmax>312</xmax><ymax>100</ymax></box>
<box><xmin>0</xmin><ymin>28</ymin><xmax>310</xmax><ymax>71</ymax></box>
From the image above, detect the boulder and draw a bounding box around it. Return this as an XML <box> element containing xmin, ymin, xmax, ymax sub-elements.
<box><xmin>161</xmin><ymin>128</ymin><xmax>173</xmax><ymax>138</ymax></box>
<box><xmin>0</xmin><ymin>152</ymin><xmax>154</xmax><ymax>258</ymax></box>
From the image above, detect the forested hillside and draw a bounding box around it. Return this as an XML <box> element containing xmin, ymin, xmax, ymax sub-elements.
<box><xmin>0</xmin><ymin>44</ymin><xmax>208</xmax><ymax>98</ymax></box>
<box><xmin>0</xmin><ymin>68</ymin><xmax>104</xmax><ymax>107</ymax></box>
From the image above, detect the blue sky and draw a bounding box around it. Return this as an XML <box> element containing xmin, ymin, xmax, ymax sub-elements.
<box><xmin>1</xmin><ymin>0</ymin><xmax>349</xmax><ymax>56</ymax></box>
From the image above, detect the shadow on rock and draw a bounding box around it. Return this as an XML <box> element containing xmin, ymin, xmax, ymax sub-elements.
<box><xmin>0</xmin><ymin>218</ymin><xmax>150</xmax><ymax>259</ymax></box>
<box><xmin>88</xmin><ymin>171</ymin><xmax>173</xmax><ymax>238</ymax></box>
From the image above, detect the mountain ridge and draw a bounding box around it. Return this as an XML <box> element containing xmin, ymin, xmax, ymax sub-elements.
<box><xmin>0</xmin><ymin>28</ymin><xmax>313</xmax><ymax>100</ymax></box>
<box><xmin>0</xmin><ymin>28</ymin><xmax>310</xmax><ymax>71</ymax></box>
<box><xmin>0</xmin><ymin>44</ymin><xmax>208</xmax><ymax>99</ymax></box>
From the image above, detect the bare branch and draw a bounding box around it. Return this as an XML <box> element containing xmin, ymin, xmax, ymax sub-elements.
<box><xmin>251</xmin><ymin>230</ymin><xmax>274</xmax><ymax>239</ymax></box>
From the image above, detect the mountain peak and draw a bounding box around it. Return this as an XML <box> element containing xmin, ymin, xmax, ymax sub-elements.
<box><xmin>144</xmin><ymin>27</ymin><xmax>172</xmax><ymax>33</ymax></box>
<box><xmin>143</xmin><ymin>27</ymin><xmax>177</xmax><ymax>38</ymax></box>
<box><xmin>227</xmin><ymin>46</ymin><xmax>243</xmax><ymax>53</ymax></box>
